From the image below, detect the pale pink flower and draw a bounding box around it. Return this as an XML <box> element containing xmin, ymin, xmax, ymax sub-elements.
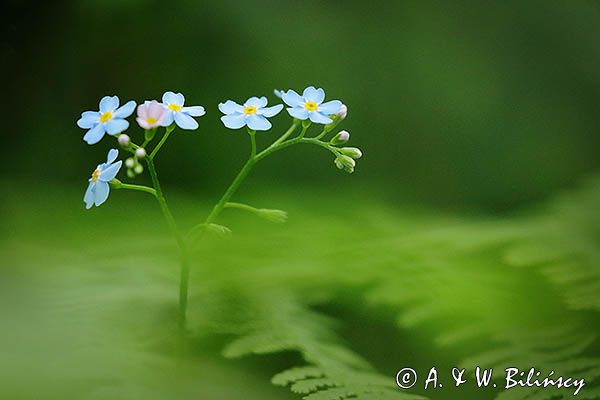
<box><xmin>136</xmin><ymin>100</ymin><xmax>168</xmax><ymax>129</ymax></box>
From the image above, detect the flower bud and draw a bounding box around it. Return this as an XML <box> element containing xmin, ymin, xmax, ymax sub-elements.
<box><xmin>256</xmin><ymin>208</ymin><xmax>288</xmax><ymax>223</ymax></box>
<box><xmin>134</xmin><ymin>164</ymin><xmax>144</xmax><ymax>174</ymax></box>
<box><xmin>135</xmin><ymin>148</ymin><xmax>146</xmax><ymax>159</ymax></box>
<box><xmin>126</xmin><ymin>169</ymin><xmax>135</xmax><ymax>178</ymax></box>
<box><xmin>334</xmin><ymin>154</ymin><xmax>356</xmax><ymax>173</ymax></box>
<box><xmin>118</xmin><ymin>134</ymin><xmax>130</xmax><ymax>146</ymax></box>
<box><xmin>336</xmin><ymin>104</ymin><xmax>347</xmax><ymax>119</ymax></box>
<box><xmin>340</xmin><ymin>147</ymin><xmax>362</xmax><ymax>159</ymax></box>
<box><xmin>125</xmin><ymin>157</ymin><xmax>135</xmax><ymax>168</ymax></box>
<box><xmin>330</xmin><ymin>130</ymin><xmax>350</xmax><ymax>145</ymax></box>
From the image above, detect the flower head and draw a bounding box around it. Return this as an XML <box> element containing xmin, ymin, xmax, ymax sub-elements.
<box><xmin>282</xmin><ymin>86</ymin><xmax>342</xmax><ymax>124</ymax></box>
<box><xmin>136</xmin><ymin>100</ymin><xmax>168</xmax><ymax>129</ymax></box>
<box><xmin>83</xmin><ymin>149</ymin><xmax>123</xmax><ymax>209</ymax></box>
<box><xmin>218</xmin><ymin>96</ymin><xmax>283</xmax><ymax>131</ymax></box>
<box><xmin>161</xmin><ymin>91</ymin><xmax>206</xmax><ymax>130</ymax></box>
<box><xmin>77</xmin><ymin>96</ymin><xmax>136</xmax><ymax>145</ymax></box>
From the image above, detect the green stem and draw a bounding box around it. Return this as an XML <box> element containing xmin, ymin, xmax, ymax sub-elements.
<box><xmin>272</xmin><ymin>120</ymin><xmax>300</xmax><ymax>146</ymax></box>
<box><xmin>116</xmin><ymin>182</ymin><xmax>157</xmax><ymax>196</ymax></box>
<box><xmin>205</xmin><ymin>133</ymin><xmax>257</xmax><ymax>224</ymax></box>
<box><xmin>150</xmin><ymin>125</ymin><xmax>175</xmax><ymax>159</ymax></box>
<box><xmin>224</xmin><ymin>202</ymin><xmax>259</xmax><ymax>213</ymax></box>
<box><xmin>146</xmin><ymin>157</ymin><xmax>189</xmax><ymax>329</ymax></box>
<box><xmin>255</xmin><ymin>137</ymin><xmax>339</xmax><ymax>162</ymax></box>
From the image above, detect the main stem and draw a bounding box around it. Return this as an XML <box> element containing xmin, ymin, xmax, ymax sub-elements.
<box><xmin>146</xmin><ymin>157</ymin><xmax>189</xmax><ymax>329</ymax></box>
<box><xmin>205</xmin><ymin>133</ymin><xmax>257</xmax><ymax>224</ymax></box>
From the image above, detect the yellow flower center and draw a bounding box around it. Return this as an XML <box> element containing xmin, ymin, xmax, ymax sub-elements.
<box><xmin>168</xmin><ymin>104</ymin><xmax>182</xmax><ymax>112</ymax></box>
<box><xmin>91</xmin><ymin>168</ymin><xmax>101</xmax><ymax>182</ymax></box>
<box><xmin>243</xmin><ymin>106</ymin><xmax>257</xmax><ymax>115</ymax></box>
<box><xmin>146</xmin><ymin>117</ymin><xmax>158</xmax><ymax>125</ymax></box>
<box><xmin>304</xmin><ymin>101</ymin><xmax>318</xmax><ymax>111</ymax></box>
<box><xmin>99</xmin><ymin>112</ymin><xmax>113</xmax><ymax>123</ymax></box>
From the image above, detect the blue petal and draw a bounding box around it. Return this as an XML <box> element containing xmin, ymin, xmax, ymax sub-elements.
<box><xmin>287</xmin><ymin>107</ymin><xmax>309</xmax><ymax>120</ymax></box>
<box><xmin>309</xmin><ymin>111</ymin><xmax>333</xmax><ymax>124</ymax></box>
<box><xmin>163</xmin><ymin>91</ymin><xmax>185</xmax><ymax>106</ymax></box>
<box><xmin>302</xmin><ymin>87</ymin><xmax>325</xmax><ymax>104</ymax></box>
<box><xmin>221</xmin><ymin>114</ymin><xmax>246</xmax><ymax>129</ymax></box>
<box><xmin>84</xmin><ymin>182</ymin><xmax>95</xmax><ymax>209</ymax></box>
<box><xmin>113</xmin><ymin>100</ymin><xmax>136</xmax><ymax>118</ymax></box>
<box><xmin>218</xmin><ymin>100</ymin><xmax>243</xmax><ymax>114</ymax></box>
<box><xmin>99</xmin><ymin>96</ymin><xmax>119</xmax><ymax>113</ymax></box>
<box><xmin>174</xmin><ymin>112</ymin><xmax>199</xmax><ymax>130</ymax></box>
<box><xmin>258</xmin><ymin>104</ymin><xmax>283</xmax><ymax>117</ymax></box>
<box><xmin>246</xmin><ymin>115</ymin><xmax>271</xmax><ymax>131</ymax></box>
<box><xmin>83</xmin><ymin>124</ymin><xmax>106</xmax><ymax>145</ymax></box>
<box><xmin>77</xmin><ymin>111</ymin><xmax>100</xmax><ymax>129</ymax></box>
<box><xmin>182</xmin><ymin>105</ymin><xmax>206</xmax><ymax>117</ymax></box>
<box><xmin>100</xmin><ymin>160</ymin><xmax>122</xmax><ymax>181</ymax></box>
<box><xmin>94</xmin><ymin>181</ymin><xmax>110</xmax><ymax>206</ymax></box>
<box><xmin>282</xmin><ymin>90</ymin><xmax>304</xmax><ymax>107</ymax></box>
<box><xmin>106</xmin><ymin>148</ymin><xmax>119</xmax><ymax>163</ymax></box>
<box><xmin>104</xmin><ymin>118</ymin><xmax>129</xmax><ymax>135</ymax></box>
<box><xmin>245</xmin><ymin>96</ymin><xmax>268</xmax><ymax>108</ymax></box>
<box><xmin>318</xmin><ymin>100</ymin><xmax>342</xmax><ymax>115</ymax></box>
<box><xmin>161</xmin><ymin>111</ymin><xmax>174</xmax><ymax>126</ymax></box>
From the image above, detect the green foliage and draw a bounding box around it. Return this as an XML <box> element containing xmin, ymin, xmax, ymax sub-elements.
<box><xmin>1</xmin><ymin>177</ymin><xmax>599</xmax><ymax>399</ymax></box>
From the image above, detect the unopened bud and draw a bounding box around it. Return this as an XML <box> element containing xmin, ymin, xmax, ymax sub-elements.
<box><xmin>135</xmin><ymin>148</ymin><xmax>146</xmax><ymax>159</ymax></box>
<box><xmin>330</xmin><ymin>130</ymin><xmax>350</xmax><ymax>145</ymax></box>
<box><xmin>118</xmin><ymin>134</ymin><xmax>130</xmax><ymax>146</ymax></box>
<box><xmin>340</xmin><ymin>147</ymin><xmax>362</xmax><ymax>159</ymax></box>
<box><xmin>126</xmin><ymin>169</ymin><xmax>135</xmax><ymax>178</ymax></box>
<box><xmin>256</xmin><ymin>208</ymin><xmax>288</xmax><ymax>223</ymax></box>
<box><xmin>134</xmin><ymin>164</ymin><xmax>144</xmax><ymax>174</ymax></box>
<box><xmin>336</xmin><ymin>104</ymin><xmax>347</xmax><ymax>119</ymax></box>
<box><xmin>334</xmin><ymin>155</ymin><xmax>356</xmax><ymax>173</ymax></box>
<box><xmin>125</xmin><ymin>157</ymin><xmax>135</xmax><ymax>168</ymax></box>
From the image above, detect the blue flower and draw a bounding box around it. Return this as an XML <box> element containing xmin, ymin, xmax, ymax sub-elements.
<box><xmin>77</xmin><ymin>96</ymin><xmax>136</xmax><ymax>145</ymax></box>
<box><xmin>83</xmin><ymin>149</ymin><xmax>123</xmax><ymax>209</ymax></box>
<box><xmin>282</xmin><ymin>86</ymin><xmax>342</xmax><ymax>124</ymax></box>
<box><xmin>161</xmin><ymin>91</ymin><xmax>206</xmax><ymax>130</ymax></box>
<box><xmin>218</xmin><ymin>96</ymin><xmax>283</xmax><ymax>131</ymax></box>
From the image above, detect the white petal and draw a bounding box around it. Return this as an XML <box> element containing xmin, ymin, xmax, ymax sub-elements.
<box><xmin>104</xmin><ymin>119</ymin><xmax>129</xmax><ymax>135</ymax></box>
<box><xmin>94</xmin><ymin>181</ymin><xmax>110</xmax><ymax>206</ymax></box>
<box><xmin>287</xmin><ymin>107</ymin><xmax>309</xmax><ymax>120</ymax></box>
<box><xmin>181</xmin><ymin>105</ymin><xmax>206</xmax><ymax>117</ymax></box>
<box><xmin>220</xmin><ymin>114</ymin><xmax>246</xmax><ymax>129</ymax></box>
<box><xmin>244</xmin><ymin>96</ymin><xmax>268</xmax><ymax>108</ymax></box>
<box><xmin>174</xmin><ymin>112</ymin><xmax>199</xmax><ymax>130</ymax></box>
<box><xmin>218</xmin><ymin>100</ymin><xmax>244</xmax><ymax>114</ymax></box>
<box><xmin>106</xmin><ymin>149</ymin><xmax>119</xmax><ymax>164</ymax></box>
<box><xmin>83</xmin><ymin>124</ymin><xmax>106</xmax><ymax>145</ymax></box>
<box><xmin>282</xmin><ymin>90</ymin><xmax>304</xmax><ymax>107</ymax></box>
<box><xmin>99</xmin><ymin>96</ymin><xmax>119</xmax><ymax>113</ymax></box>
<box><xmin>246</xmin><ymin>115</ymin><xmax>271</xmax><ymax>131</ymax></box>
<box><xmin>77</xmin><ymin>111</ymin><xmax>100</xmax><ymax>129</ymax></box>
<box><xmin>100</xmin><ymin>160</ymin><xmax>122</xmax><ymax>181</ymax></box>
<box><xmin>258</xmin><ymin>104</ymin><xmax>283</xmax><ymax>117</ymax></box>
<box><xmin>113</xmin><ymin>100</ymin><xmax>136</xmax><ymax>118</ymax></box>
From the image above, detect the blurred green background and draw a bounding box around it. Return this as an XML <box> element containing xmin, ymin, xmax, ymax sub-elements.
<box><xmin>4</xmin><ymin>0</ymin><xmax>600</xmax><ymax>210</ymax></box>
<box><xmin>2</xmin><ymin>1</ymin><xmax>600</xmax><ymax>400</ymax></box>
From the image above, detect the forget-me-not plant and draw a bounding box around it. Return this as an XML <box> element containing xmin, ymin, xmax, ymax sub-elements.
<box><xmin>77</xmin><ymin>96</ymin><xmax>136</xmax><ymax>145</ymax></box>
<box><xmin>219</xmin><ymin>96</ymin><xmax>283</xmax><ymax>131</ymax></box>
<box><xmin>76</xmin><ymin>87</ymin><xmax>360</xmax><ymax>329</ymax></box>
<box><xmin>83</xmin><ymin>149</ymin><xmax>123</xmax><ymax>209</ymax></box>
<box><xmin>162</xmin><ymin>91</ymin><xmax>206</xmax><ymax>130</ymax></box>
<box><xmin>282</xmin><ymin>86</ymin><xmax>342</xmax><ymax>124</ymax></box>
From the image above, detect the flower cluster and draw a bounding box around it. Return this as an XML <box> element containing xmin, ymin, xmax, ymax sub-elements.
<box><xmin>77</xmin><ymin>86</ymin><xmax>361</xmax><ymax>209</ymax></box>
